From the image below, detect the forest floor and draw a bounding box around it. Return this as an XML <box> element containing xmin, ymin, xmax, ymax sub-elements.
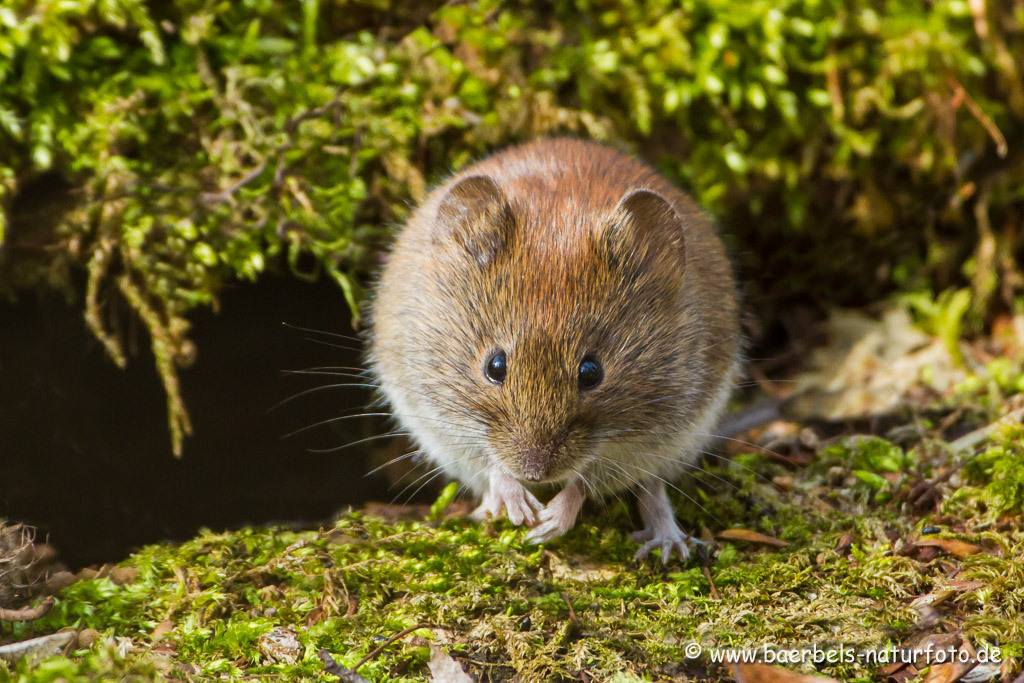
<box><xmin>1</xmin><ymin>307</ymin><xmax>1023</xmax><ymax>682</ymax></box>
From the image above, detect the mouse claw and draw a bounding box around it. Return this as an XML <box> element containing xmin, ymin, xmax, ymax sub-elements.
<box><xmin>633</xmin><ymin>530</ymin><xmax>710</xmax><ymax>564</ymax></box>
<box><xmin>633</xmin><ymin>536</ymin><xmax>690</xmax><ymax>564</ymax></box>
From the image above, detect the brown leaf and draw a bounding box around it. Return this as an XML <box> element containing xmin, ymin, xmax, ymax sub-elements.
<box><xmin>76</xmin><ymin>628</ymin><xmax>102</xmax><ymax>649</ymax></box>
<box><xmin>888</xmin><ymin>665</ymin><xmax>921</xmax><ymax>683</ymax></box>
<box><xmin>44</xmin><ymin>571</ymin><xmax>77</xmax><ymax>593</ymax></box>
<box><xmin>732</xmin><ymin>662</ymin><xmax>840</xmax><ymax>683</ymax></box>
<box><xmin>915</xmin><ymin>539</ymin><xmax>983</xmax><ymax>559</ymax></box>
<box><xmin>877</xmin><ymin>662</ymin><xmax>908</xmax><ymax>677</ymax></box>
<box><xmin>151</xmin><ymin>620</ymin><xmax>175</xmax><ymax>642</ymax></box>
<box><xmin>921</xmin><ymin>658</ymin><xmax>972</xmax><ymax>682</ymax></box>
<box><xmin>76</xmin><ymin>567</ymin><xmax>101</xmax><ymax>581</ymax></box>
<box><xmin>835</xmin><ymin>534</ymin><xmax>854</xmax><ymax>555</ymax></box>
<box><xmin>948</xmin><ymin>579</ymin><xmax>986</xmax><ymax>591</ymax></box>
<box><xmin>305</xmin><ymin>606</ymin><xmax>325</xmax><ymax>627</ymax></box>
<box><xmin>718</xmin><ymin>529</ymin><xmax>790</xmax><ymax>548</ymax></box>
<box><xmin>108</xmin><ymin>567</ymin><xmax>138</xmax><ymax>586</ymax></box>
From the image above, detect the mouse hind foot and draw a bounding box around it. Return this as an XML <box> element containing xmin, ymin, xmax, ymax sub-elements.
<box><xmin>632</xmin><ymin>477</ymin><xmax>706</xmax><ymax>564</ymax></box>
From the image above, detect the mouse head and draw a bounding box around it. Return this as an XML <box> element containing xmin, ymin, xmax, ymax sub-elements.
<box><xmin>420</xmin><ymin>174</ymin><xmax>703</xmax><ymax>485</ymax></box>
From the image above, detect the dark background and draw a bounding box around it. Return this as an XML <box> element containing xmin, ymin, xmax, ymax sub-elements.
<box><xmin>0</xmin><ymin>275</ymin><xmax>404</xmax><ymax>568</ymax></box>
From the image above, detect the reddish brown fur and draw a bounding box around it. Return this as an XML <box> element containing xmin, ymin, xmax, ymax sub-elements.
<box><xmin>368</xmin><ymin>138</ymin><xmax>740</xmax><ymax>499</ymax></box>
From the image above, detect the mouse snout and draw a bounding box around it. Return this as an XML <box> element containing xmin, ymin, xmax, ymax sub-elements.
<box><xmin>517</xmin><ymin>443</ymin><xmax>558</xmax><ymax>482</ymax></box>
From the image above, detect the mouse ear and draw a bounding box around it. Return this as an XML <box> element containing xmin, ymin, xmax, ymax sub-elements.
<box><xmin>605</xmin><ymin>189</ymin><xmax>686</xmax><ymax>280</ymax></box>
<box><xmin>433</xmin><ymin>175</ymin><xmax>514</xmax><ymax>268</ymax></box>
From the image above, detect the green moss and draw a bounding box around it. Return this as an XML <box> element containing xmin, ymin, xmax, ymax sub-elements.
<box><xmin>959</xmin><ymin>423</ymin><xmax>1024</xmax><ymax>514</ymax></box>
<box><xmin>821</xmin><ymin>436</ymin><xmax>913</xmax><ymax>503</ymax></box>
<box><xmin>1</xmin><ymin>0</ymin><xmax>1023</xmax><ymax>455</ymax></box>
<box><xmin>4</xmin><ymin>431</ymin><xmax>1020</xmax><ymax>681</ymax></box>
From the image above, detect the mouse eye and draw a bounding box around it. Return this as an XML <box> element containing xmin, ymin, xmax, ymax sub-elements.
<box><xmin>485</xmin><ymin>350</ymin><xmax>508</xmax><ymax>385</ymax></box>
<box><xmin>578</xmin><ymin>356</ymin><xmax>603</xmax><ymax>390</ymax></box>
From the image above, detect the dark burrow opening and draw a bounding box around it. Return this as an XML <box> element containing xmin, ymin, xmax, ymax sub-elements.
<box><xmin>0</xmin><ymin>275</ymin><xmax>413</xmax><ymax>569</ymax></box>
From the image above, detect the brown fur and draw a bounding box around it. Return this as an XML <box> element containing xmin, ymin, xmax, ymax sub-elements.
<box><xmin>368</xmin><ymin>138</ymin><xmax>740</xmax><ymax>498</ymax></box>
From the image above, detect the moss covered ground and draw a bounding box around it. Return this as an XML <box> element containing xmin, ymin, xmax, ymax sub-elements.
<box><xmin>2</xmin><ymin>355</ymin><xmax>1022</xmax><ymax>682</ymax></box>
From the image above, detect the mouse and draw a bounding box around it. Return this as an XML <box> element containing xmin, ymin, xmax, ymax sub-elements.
<box><xmin>367</xmin><ymin>138</ymin><xmax>740</xmax><ymax>563</ymax></box>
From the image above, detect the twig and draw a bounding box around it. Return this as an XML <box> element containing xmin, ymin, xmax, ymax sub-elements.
<box><xmin>0</xmin><ymin>631</ymin><xmax>74</xmax><ymax>664</ymax></box>
<box><xmin>948</xmin><ymin>406</ymin><xmax>1024</xmax><ymax>453</ymax></box>
<box><xmin>906</xmin><ymin>453</ymin><xmax>979</xmax><ymax>509</ymax></box>
<box><xmin>825</xmin><ymin>47</ymin><xmax>844</xmax><ymax>121</ymax></box>
<box><xmin>318</xmin><ymin>649</ymin><xmax>371</xmax><ymax>683</ymax></box>
<box><xmin>351</xmin><ymin>623</ymin><xmax>433</xmax><ymax>671</ymax></box>
<box><xmin>946</xmin><ymin>74</ymin><xmax>1008</xmax><ymax>158</ymax></box>
<box><xmin>0</xmin><ymin>597</ymin><xmax>55</xmax><ymax>622</ymax></box>
<box><xmin>198</xmin><ymin>158</ymin><xmax>271</xmax><ymax>207</ymax></box>
<box><xmin>702</xmin><ymin>566</ymin><xmax>721</xmax><ymax>600</ymax></box>
<box><xmin>561</xmin><ymin>593</ymin><xmax>578</xmax><ymax>623</ymax></box>
<box><xmin>899</xmin><ymin>407</ymin><xmax>1023</xmax><ymax>508</ymax></box>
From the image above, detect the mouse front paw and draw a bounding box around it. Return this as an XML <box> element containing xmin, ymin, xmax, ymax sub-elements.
<box><xmin>471</xmin><ymin>471</ymin><xmax>543</xmax><ymax>527</ymax></box>
<box><xmin>524</xmin><ymin>479</ymin><xmax>586</xmax><ymax>544</ymax></box>
<box><xmin>525</xmin><ymin>505</ymin><xmax>575</xmax><ymax>543</ymax></box>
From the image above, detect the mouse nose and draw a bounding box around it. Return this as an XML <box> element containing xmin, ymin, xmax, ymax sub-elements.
<box><xmin>519</xmin><ymin>444</ymin><xmax>556</xmax><ymax>482</ymax></box>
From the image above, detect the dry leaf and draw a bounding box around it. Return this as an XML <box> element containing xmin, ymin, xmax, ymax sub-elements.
<box><xmin>910</xmin><ymin>591</ymin><xmax>954</xmax><ymax>609</ymax></box>
<box><xmin>428</xmin><ymin>645</ymin><xmax>473</xmax><ymax>683</ymax></box>
<box><xmin>921</xmin><ymin>657</ymin><xmax>972</xmax><ymax>682</ymax></box>
<box><xmin>151</xmin><ymin>620</ymin><xmax>175</xmax><ymax>642</ymax></box>
<box><xmin>947</xmin><ymin>579</ymin><xmax>986</xmax><ymax>591</ymax></box>
<box><xmin>732</xmin><ymin>662</ymin><xmax>840</xmax><ymax>682</ymax></box>
<box><xmin>718</xmin><ymin>529</ymin><xmax>790</xmax><ymax>548</ymax></box>
<box><xmin>915</xmin><ymin>539</ymin><xmax>983</xmax><ymax>559</ymax></box>
<box><xmin>108</xmin><ymin>567</ymin><xmax>138</xmax><ymax>586</ymax></box>
<box><xmin>877</xmin><ymin>661</ymin><xmax>908</xmax><ymax>677</ymax></box>
<box><xmin>76</xmin><ymin>628</ymin><xmax>102</xmax><ymax>648</ymax></box>
<box><xmin>888</xmin><ymin>665</ymin><xmax>922</xmax><ymax>683</ymax></box>
<box><xmin>45</xmin><ymin>570</ymin><xmax>77</xmax><ymax>592</ymax></box>
<box><xmin>836</xmin><ymin>534</ymin><xmax>854</xmax><ymax>555</ymax></box>
<box><xmin>788</xmin><ymin>308</ymin><xmax>963</xmax><ymax>421</ymax></box>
